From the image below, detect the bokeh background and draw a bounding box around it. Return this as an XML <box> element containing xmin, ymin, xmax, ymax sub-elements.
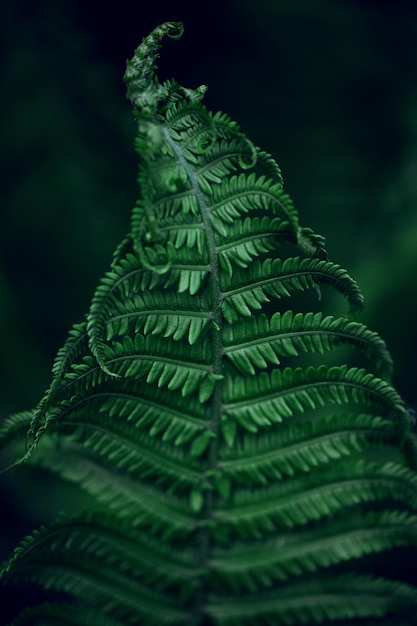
<box><xmin>1</xmin><ymin>0</ymin><xmax>417</xmax><ymax>614</ymax></box>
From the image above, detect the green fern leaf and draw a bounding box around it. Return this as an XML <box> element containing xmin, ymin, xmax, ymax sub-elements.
<box><xmin>1</xmin><ymin>21</ymin><xmax>416</xmax><ymax>626</ymax></box>
<box><xmin>221</xmin><ymin>256</ymin><xmax>364</xmax><ymax>323</ymax></box>
<box><xmin>224</xmin><ymin>311</ymin><xmax>393</xmax><ymax>377</ymax></box>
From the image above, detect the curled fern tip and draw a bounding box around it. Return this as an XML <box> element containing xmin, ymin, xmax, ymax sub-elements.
<box><xmin>124</xmin><ymin>22</ymin><xmax>184</xmax><ymax>110</ymax></box>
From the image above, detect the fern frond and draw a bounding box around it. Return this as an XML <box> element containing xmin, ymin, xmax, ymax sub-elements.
<box><xmin>210</xmin><ymin>510</ymin><xmax>417</xmax><ymax>590</ymax></box>
<box><xmin>2</xmin><ymin>21</ymin><xmax>416</xmax><ymax>626</ymax></box>
<box><xmin>223</xmin><ymin>365</ymin><xmax>404</xmax><ymax>433</ymax></box>
<box><xmin>224</xmin><ymin>311</ymin><xmax>393</xmax><ymax>378</ymax></box>
<box><xmin>30</xmin><ymin>388</ymin><xmax>209</xmax><ymax>494</ymax></box>
<box><xmin>207</xmin><ymin>575</ymin><xmax>417</xmax><ymax>625</ymax></box>
<box><xmin>218</xmin><ymin>411</ymin><xmax>400</xmax><ymax>484</ymax></box>
<box><xmin>50</xmin><ymin>322</ymin><xmax>89</xmax><ymax>384</ymax></box>
<box><xmin>216</xmin><ymin>460</ymin><xmax>417</xmax><ymax>538</ymax></box>
<box><xmin>86</xmin><ymin>253</ymin><xmax>161</xmax><ymax>375</ymax></box>
<box><xmin>208</xmin><ymin>172</ymin><xmax>298</xmax><ymax>234</ymax></box>
<box><xmin>221</xmin><ymin>257</ymin><xmax>364</xmax><ymax>322</ymax></box>
<box><xmin>2</xmin><ymin>512</ymin><xmax>195</xmax><ymax>625</ymax></box>
<box><xmin>217</xmin><ymin>216</ymin><xmax>292</xmax><ymax>276</ymax></box>
<box><xmin>0</xmin><ymin>411</ymin><xmax>32</xmax><ymax>450</ymax></box>
<box><xmin>297</xmin><ymin>226</ymin><xmax>328</xmax><ymax>259</ymax></box>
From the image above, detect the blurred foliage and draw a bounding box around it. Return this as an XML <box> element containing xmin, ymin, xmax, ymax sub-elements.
<box><xmin>0</xmin><ymin>0</ymin><xmax>416</xmax><ymax>574</ymax></box>
<box><xmin>222</xmin><ymin>0</ymin><xmax>417</xmax><ymax>399</ymax></box>
<box><xmin>0</xmin><ymin>1</ymin><xmax>137</xmax><ymax>415</ymax></box>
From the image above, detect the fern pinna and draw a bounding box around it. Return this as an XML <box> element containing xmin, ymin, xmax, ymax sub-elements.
<box><xmin>1</xmin><ymin>22</ymin><xmax>417</xmax><ymax>626</ymax></box>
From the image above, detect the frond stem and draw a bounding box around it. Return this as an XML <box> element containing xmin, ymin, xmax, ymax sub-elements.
<box><xmin>162</xmin><ymin>124</ymin><xmax>224</xmax><ymax>622</ymax></box>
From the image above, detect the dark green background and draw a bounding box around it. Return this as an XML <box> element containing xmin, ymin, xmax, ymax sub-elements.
<box><xmin>1</xmin><ymin>0</ymin><xmax>416</xmax><ymax>607</ymax></box>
